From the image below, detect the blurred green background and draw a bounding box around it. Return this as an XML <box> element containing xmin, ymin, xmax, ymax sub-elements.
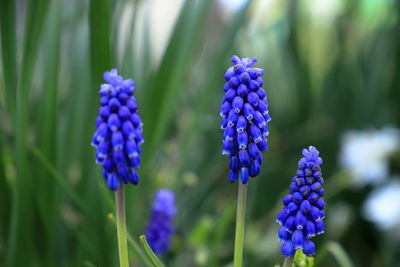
<box><xmin>1</xmin><ymin>0</ymin><xmax>400</xmax><ymax>266</ymax></box>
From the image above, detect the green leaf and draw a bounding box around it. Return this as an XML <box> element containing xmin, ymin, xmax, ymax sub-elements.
<box><xmin>8</xmin><ymin>0</ymin><xmax>51</xmax><ymax>265</ymax></box>
<box><xmin>33</xmin><ymin>0</ymin><xmax>62</xmax><ymax>263</ymax></box>
<box><xmin>0</xmin><ymin>135</ymin><xmax>11</xmax><ymax>246</ymax></box>
<box><xmin>141</xmin><ymin>0</ymin><xmax>214</xmax><ymax>167</ymax></box>
<box><xmin>0</xmin><ymin>0</ymin><xmax>17</xmax><ymax>115</ymax></box>
<box><xmin>87</xmin><ymin>2</ymin><xmax>115</xmax><ymax>264</ymax></box>
<box><xmin>89</xmin><ymin>0</ymin><xmax>113</xmax><ymax>86</ymax></box>
<box><xmin>174</xmin><ymin>1</ymin><xmax>252</xmax><ymax>177</ymax></box>
<box><xmin>139</xmin><ymin>235</ymin><xmax>166</xmax><ymax>267</ymax></box>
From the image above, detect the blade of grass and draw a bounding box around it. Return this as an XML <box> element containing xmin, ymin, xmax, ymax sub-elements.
<box><xmin>134</xmin><ymin>2</ymin><xmax>151</xmax><ymax>86</ymax></box>
<box><xmin>89</xmin><ymin>0</ymin><xmax>113</xmax><ymax>85</ymax></box>
<box><xmin>136</xmin><ymin>1</ymin><xmax>214</xmax><ymax>226</ymax></box>
<box><xmin>8</xmin><ymin>0</ymin><xmax>51</xmax><ymax>265</ymax></box>
<box><xmin>86</xmin><ymin>0</ymin><xmax>115</xmax><ymax>265</ymax></box>
<box><xmin>118</xmin><ymin>0</ymin><xmax>137</xmax><ymax>74</ymax></box>
<box><xmin>139</xmin><ymin>235</ymin><xmax>166</xmax><ymax>267</ymax></box>
<box><xmin>0</xmin><ymin>0</ymin><xmax>17</xmax><ymax>116</ymax></box>
<box><xmin>33</xmin><ymin>1</ymin><xmax>62</xmax><ymax>264</ymax></box>
<box><xmin>33</xmin><ymin>147</ymin><xmax>127</xmax><ymax>265</ymax></box>
<box><xmin>141</xmin><ymin>0</ymin><xmax>213</xmax><ymax>166</ymax></box>
<box><xmin>0</xmin><ymin>136</ymin><xmax>11</xmax><ymax>264</ymax></box>
<box><xmin>55</xmin><ymin>17</ymin><xmax>97</xmax><ymax>266</ymax></box>
<box><xmin>175</xmin><ymin>2</ymin><xmax>252</xmax><ymax>179</ymax></box>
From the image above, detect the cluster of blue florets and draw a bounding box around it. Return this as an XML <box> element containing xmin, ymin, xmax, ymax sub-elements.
<box><xmin>220</xmin><ymin>55</ymin><xmax>271</xmax><ymax>184</ymax></box>
<box><xmin>145</xmin><ymin>189</ymin><xmax>177</xmax><ymax>254</ymax></box>
<box><xmin>92</xmin><ymin>69</ymin><xmax>143</xmax><ymax>191</ymax></box>
<box><xmin>276</xmin><ymin>146</ymin><xmax>325</xmax><ymax>257</ymax></box>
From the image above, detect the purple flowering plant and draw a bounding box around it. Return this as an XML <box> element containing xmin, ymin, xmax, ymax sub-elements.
<box><xmin>145</xmin><ymin>189</ymin><xmax>177</xmax><ymax>255</ymax></box>
<box><xmin>220</xmin><ymin>55</ymin><xmax>271</xmax><ymax>184</ymax></box>
<box><xmin>221</xmin><ymin>55</ymin><xmax>272</xmax><ymax>267</ymax></box>
<box><xmin>92</xmin><ymin>69</ymin><xmax>144</xmax><ymax>267</ymax></box>
<box><xmin>277</xmin><ymin>146</ymin><xmax>325</xmax><ymax>262</ymax></box>
<box><xmin>92</xmin><ymin>69</ymin><xmax>143</xmax><ymax>191</ymax></box>
<box><xmin>91</xmin><ymin>61</ymin><xmax>327</xmax><ymax>267</ymax></box>
<box><xmin>219</xmin><ymin>57</ymin><xmax>326</xmax><ymax>267</ymax></box>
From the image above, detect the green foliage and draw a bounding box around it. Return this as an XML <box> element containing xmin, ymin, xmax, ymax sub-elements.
<box><xmin>139</xmin><ymin>235</ymin><xmax>166</xmax><ymax>267</ymax></box>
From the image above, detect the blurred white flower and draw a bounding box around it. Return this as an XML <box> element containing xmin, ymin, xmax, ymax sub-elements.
<box><xmin>218</xmin><ymin>0</ymin><xmax>248</xmax><ymax>11</ymax></box>
<box><xmin>363</xmin><ymin>180</ymin><xmax>400</xmax><ymax>231</ymax></box>
<box><xmin>339</xmin><ymin>127</ymin><xmax>400</xmax><ymax>187</ymax></box>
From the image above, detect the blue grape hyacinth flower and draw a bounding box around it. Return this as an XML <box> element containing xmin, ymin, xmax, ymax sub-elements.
<box><xmin>92</xmin><ymin>69</ymin><xmax>143</xmax><ymax>191</ymax></box>
<box><xmin>145</xmin><ymin>189</ymin><xmax>177</xmax><ymax>254</ymax></box>
<box><xmin>220</xmin><ymin>55</ymin><xmax>271</xmax><ymax>184</ymax></box>
<box><xmin>276</xmin><ymin>146</ymin><xmax>325</xmax><ymax>257</ymax></box>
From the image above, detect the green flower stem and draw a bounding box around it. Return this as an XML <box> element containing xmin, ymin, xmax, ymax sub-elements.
<box><xmin>115</xmin><ymin>185</ymin><xmax>130</xmax><ymax>267</ymax></box>
<box><xmin>233</xmin><ymin>182</ymin><xmax>248</xmax><ymax>267</ymax></box>
<box><xmin>283</xmin><ymin>256</ymin><xmax>294</xmax><ymax>267</ymax></box>
<box><xmin>107</xmin><ymin>213</ymin><xmax>153</xmax><ymax>267</ymax></box>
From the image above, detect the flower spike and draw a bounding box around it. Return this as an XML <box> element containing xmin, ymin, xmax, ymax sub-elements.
<box><xmin>92</xmin><ymin>69</ymin><xmax>143</xmax><ymax>190</ymax></box>
<box><xmin>277</xmin><ymin>146</ymin><xmax>325</xmax><ymax>257</ymax></box>
<box><xmin>221</xmin><ymin>56</ymin><xmax>270</xmax><ymax>183</ymax></box>
<box><xmin>145</xmin><ymin>189</ymin><xmax>177</xmax><ymax>254</ymax></box>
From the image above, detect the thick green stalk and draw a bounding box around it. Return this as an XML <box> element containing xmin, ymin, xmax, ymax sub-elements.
<box><xmin>115</xmin><ymin>185</ymin><xmax>130</xmax><ymax>267</ymax></box>
<box><xmin>233</xmin><ymin>182</ymin><xmax>248</xmax><ymax>267</ymax></box>
<box><xmin>283</xmin><ymin>256</ymin><xmax>294</xmax><ymax>267</ymax></box>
